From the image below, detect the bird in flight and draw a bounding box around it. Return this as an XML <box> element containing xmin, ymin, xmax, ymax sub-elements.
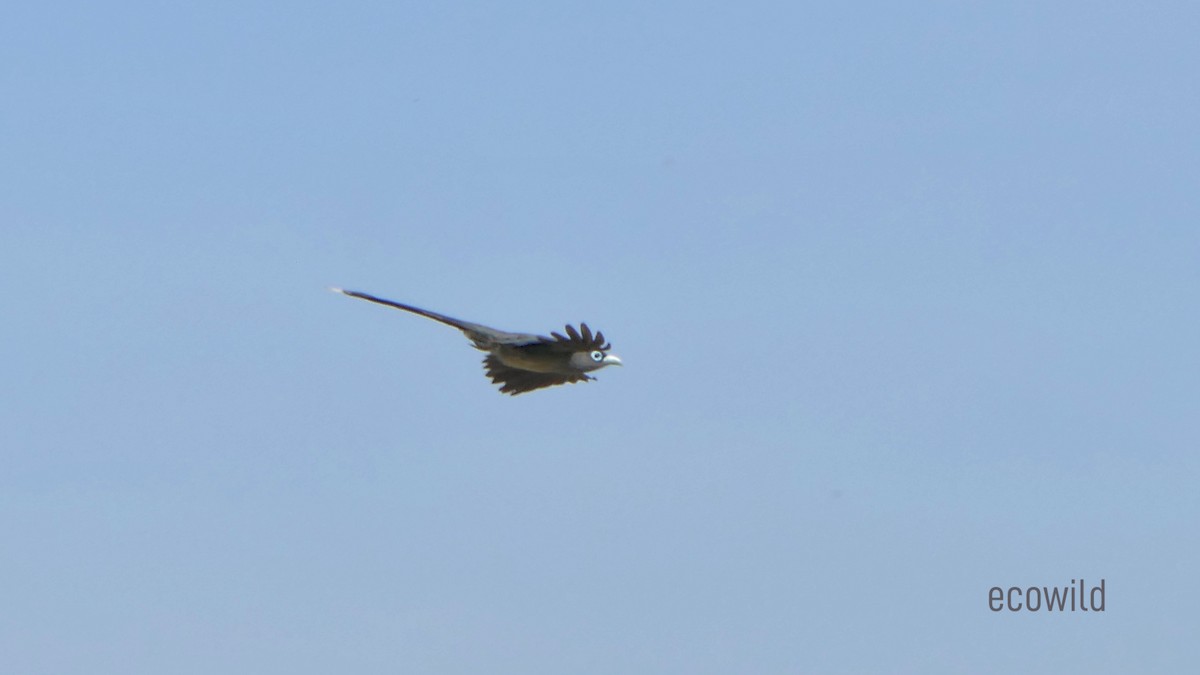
<box><xmin>332</xmin><ymin>288</ymin><xmax>623</xmax><ymax>395</ymax></box>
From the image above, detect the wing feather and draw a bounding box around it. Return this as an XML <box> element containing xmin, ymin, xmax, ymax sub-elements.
<box><xmin>539</xmin><ymin>323</ymin><xmax>611</xmax><ymax>353</ymax></box>
<box><xmin>482</xmin><ymin>355</ymin><xmax>591</xmax><ymax>395</ymax></box>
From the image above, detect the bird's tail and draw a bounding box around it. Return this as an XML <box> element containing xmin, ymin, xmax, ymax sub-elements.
<box><xmin>330</xmin><ymin>287</ymin><xmax>480</xmax><ymax>333</ymax></box>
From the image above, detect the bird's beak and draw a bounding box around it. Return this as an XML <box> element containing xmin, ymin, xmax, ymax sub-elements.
<box><xmin>603</xmin><ymin>354</ymin><xmax>623</xmax><ymax>367</ymax></box>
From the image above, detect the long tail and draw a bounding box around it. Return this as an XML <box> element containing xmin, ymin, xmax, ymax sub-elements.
<box><xmin>331</xmin><ymin>288</ymin><xmax>476</xmax><ymax>332</ymax></box>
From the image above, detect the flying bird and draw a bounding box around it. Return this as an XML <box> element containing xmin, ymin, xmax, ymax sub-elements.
<box><xmin>332</xmin><ymin>288</ymin><xmax>622</xmax><ymax>395</ymax></box>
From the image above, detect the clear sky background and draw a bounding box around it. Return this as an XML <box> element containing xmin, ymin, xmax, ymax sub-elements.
<box><xmin>3</xmin><ymin>2</ymin><xmax>1198</xmax><ymax>673</ymax></box>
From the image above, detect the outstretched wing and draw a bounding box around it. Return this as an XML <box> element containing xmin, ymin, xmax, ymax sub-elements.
<box><xmin>482</xmin><ymin>355</ymin><xmax>592</xmax><ymax>395</ymax></box>
<box><xmin>544</xmin><ymin>322</ymin><xmax>611</xmax><ymax>352</ymax></box>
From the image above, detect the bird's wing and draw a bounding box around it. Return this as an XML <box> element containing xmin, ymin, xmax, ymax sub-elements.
<box><xmin>333</xmin><ymin>288</ymin><xmax>542</xmax><ymax>347</ymax></box>
<box><xmin>482</xmin><ymin>355</ymin><xmax>591</xmax><ymax>395</ymax></box>
<box><xmin>539</xmin><ymin>322</ymin><xmax>611</xmax><ymax>352</ymax></box>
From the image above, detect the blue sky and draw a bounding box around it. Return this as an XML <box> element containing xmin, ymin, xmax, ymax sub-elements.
<box><xmin>3</xmin><ymin>2</ymin><xmax>1198</xmax><ymax>672</ymax></box>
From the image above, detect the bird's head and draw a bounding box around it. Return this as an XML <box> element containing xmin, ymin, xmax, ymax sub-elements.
<box><xmin>553</xmin><ymin>323</ymin><xmax>623</xmax><ymax>373</ymax></box>
<box><xmin>568</xmin><ymin>347</ymin><xmax>623</xmax><ymax>372</ymax></box>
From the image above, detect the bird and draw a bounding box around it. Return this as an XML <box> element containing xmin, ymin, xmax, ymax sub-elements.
<box><xmin>332</xmin><ymin>288</ymin><xmax>622</xmax><ymax>395</ymax></box>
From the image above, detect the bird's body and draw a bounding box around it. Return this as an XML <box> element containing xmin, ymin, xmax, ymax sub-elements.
<box><xmin>333</xmin><ymin>288</ymin><xmax>622</xmax><ymax>395</ymax></box>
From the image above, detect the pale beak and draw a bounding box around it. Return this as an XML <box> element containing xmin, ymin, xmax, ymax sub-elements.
<box><xmin>602</xmin><ymin>354</ymin><xmax>623</xmax><ymax>367</ymax></box>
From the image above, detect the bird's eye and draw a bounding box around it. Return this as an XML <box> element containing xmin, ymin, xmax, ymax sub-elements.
<box><xmin>590</xmin><ymin>350</ymin><xmax>604</xmax><ymax>362</ymax></box>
